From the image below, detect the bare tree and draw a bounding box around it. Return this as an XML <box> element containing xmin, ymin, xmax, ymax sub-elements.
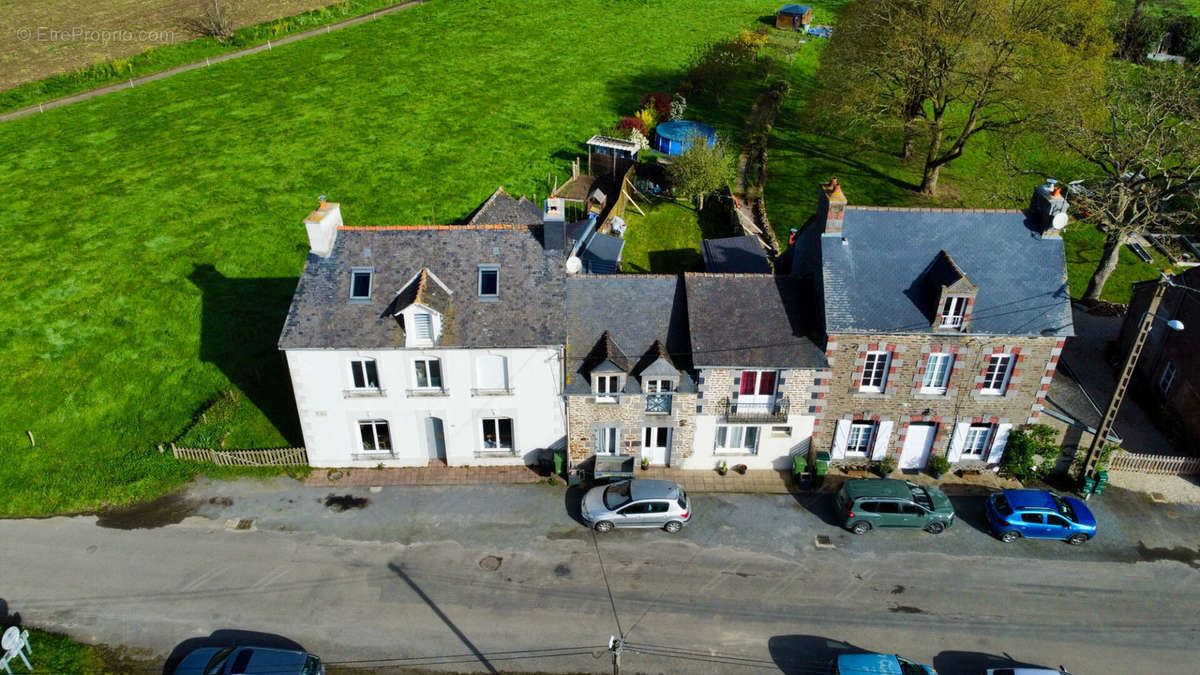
<box><xmin>184</xmin><ymin>0</ymin><xmax>235</xmax><ymax>42</ymax></box>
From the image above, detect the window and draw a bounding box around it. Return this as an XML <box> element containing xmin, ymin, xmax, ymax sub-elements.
<box><xmin>921</xmin><ymin>353</ymin><xmax>954</xmax><ymax>394</ymax></box>
<box><xmin>647</xmin><ymin>501</ymin><xmax>670</xmax><ymax>514</ymax></box>
<box><xmin>350</xmin><ymin>359</ymin><xmax>379</xmax><ymax>389</ymax></box>
<box><xmin>644</xmin><ymin>379</ymin><xmax>674</xmax><ymax>393</ymax></box>
<box><xmin>475</xmin><ymin>354</ymin><xmax>508</xmax><ymax>392</ymax></box>
<box><xmin>596</xmin><ymin>427</ymin><xmax>619</xmax><ymax>455</ymax></box>
<box><xmin>739</xmin><ymin>370</ymin><xmax>777</xmax><ymax>396</ymax></box>
<box><xmin>900</xmin><ymin>503</ymin><xmax>926</xmax><ymax>516</ymax></box>
<box><xmin>939</xmin><ymin>296</ymin><xmax>967</xmax><ymax>329</ymax></box>
<box><xmin>981</xmin><ymin>354</ymin><xmax>1013</xmax><ymax>394</ymax></box>
<box><xmin>481</xmin><ymin>417</ymin><xmax>513</xmax><ymax>451</ymax></box>
<box><xmin>771</xmin><ymin>425</ymin><xmax>793</xmax><ymax>437</ymax></box>
<box><xmin>603</xmin><ymin>482</ymin><xmax>631</xmax><ymax>509</ymax></box>
<box><xmin>1046</xmin><ymin>514</ymin><xmax>1070</xmax><ymax>528</ymax></box>
<box><xmin>413</xmin><ymin>358</ymin><xmax>442</xmax><ymax>390</ymax></box>
<box><xmin>413</xmin><ymin>313</ymin><xmax>433</xmax><ymax>341</ymax></box>
<box><xmin>876</xmin><ymin>502</ymin><xmax>900</xmax><ymax>514</ymax></box>
<box><xmin>1020</xmin><ymin>513</ymin><xmax>1043</xmax><ymax>524</ymax></box>
<box><xmin>715</xmin><ymin>425</ymin><xmax>759</xmax><ymax>453</ymax></box>
<box><xmin>478</xmin><ymin>266</ymin><xmax>499</xmax><ymax>298</ymax></box>
<box><xmin>857</xmin><ymin>501</ymin><xmax>880</xmax><ymax>513</ymax></box>
<box><xmin>1158</xmin><ymin>362</ymin><xmax>1177</xmax><ymax>396</ymax></box>
<box><xmin>358</xmin><ymin>420</ymin><xmax>391</xmax><ymax>452</ymax></box>
<box><xmin>962</xmin><ymin>424</ymin><xmax>993</xmax><ymax>458</ymax></box>
<box><xmin>846</xmin><ymin>422</ymin><xmax>875</xmax><ymax>456</ymax></box>
<box><xmin>643</xmin><ymin>426</ymin><xmax>669</xmax><ymax>448</ymax></box>
<box><xmin>595</xmin><ymin>374</ymin><xmax>621</xmax><ymax>401</ymax></box>
<box><xmin>350</xmin><ymin>268</ymin><xmax>373</xmax><ymax>301</ymax></box>
<box><xmin>618</xmin><ymin>502</ymin><xmax>651</xmax><ymax>516</ymax></box>
<box><xmin>860</xmin><ymin>351</ymin><xmax>890</xmax><ymax>393</ymax></box>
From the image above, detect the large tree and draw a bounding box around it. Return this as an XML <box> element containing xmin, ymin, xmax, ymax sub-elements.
<box><xmin>1056</xmin><ymin>65</ymin><xmax>1200</xmax><ymax>302</ymax></box>
<box><xmin>817</xmin><ymin>0</ymin><xmax>1111</xmax><ymax>194</ymax></box>
<box><xmin>668</xmin><ymin>138</ymin><xmax>734</xmax><ymax>210</ymax></box>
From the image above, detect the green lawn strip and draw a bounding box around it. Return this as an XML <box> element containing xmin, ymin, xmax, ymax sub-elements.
<box><xmin>0</xmin><ymin>0</ymin><xmax>406</xmax><ymax>114</ymax></box>
<box><xmin>620</xmin><ymin>199</ymin><xmax>731</xmax><ymax>274</ymax></box>
<box><xmin>1062</xmin><ymin>224</ymin><xmax>1164</xmax><ymax>304</ymax></box>
<box><xmin>0</xmin><ymin>0</ymin><xmax>772</xmax><ymax>517</ymax></box>
<box><xmin>17</xmin><ymin>629</ymin><xmax>114</xmax><ymax>673</ymax></box>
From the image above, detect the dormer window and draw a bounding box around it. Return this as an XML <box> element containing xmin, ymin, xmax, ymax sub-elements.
<box><xmin>939</xmin><ymin>296</ymin><xmax>967</xmax><ymax>329</ymax></box>
<box><xmin>595</xmin><ymin>374</ymin><xmax>622</xmax><ymax>402</ymax></box>
<box><xmin>350</xmin><ymin>268</ymin><xmax>373</xmax><ymax>302</ymax></box>
<box><xmin>478</xmin><ymin>265</ymin><xmax>499</xmax><ymax>300</ymax></box>
<box><xmin>413</xmin><ymin>313</ymin><xmax>433</xmax><ymax>341</ymax></box>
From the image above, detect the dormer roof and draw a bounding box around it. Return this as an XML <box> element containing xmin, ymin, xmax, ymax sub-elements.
<box><xmin>633</xmin><ymin>340</ymin><xmax>679</xmax><ymax>377</ymax></box>
<box><xmin>925</xmin><ymin>250</ymin><xmax>977</xmax><ymax>295</ymax></box>
<box><xmin>468</xmin><ymin>187</ymin><xmax>544</xmax><ymax>226</ymax></box>
<box><xmin>584</xmin><ymin>331</ymin><xmax>630</xmax><ymax>374</ymax></box>
<box><xmin>393</xmin><ymin>268</ymin><xmax>452</xmax><ymax>316</ymax></box>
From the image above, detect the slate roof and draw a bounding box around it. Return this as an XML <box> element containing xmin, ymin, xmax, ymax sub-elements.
<box><xmin>581</xmin><ymin>232</ymin><xmax>625</xmax><ymax>274</ymax></box>
<box><xmin>821</xmin><ymin>207</ymin><xmax>1074</xmax><ymax>337</ymax></box>
<box><xmin>685</xmin><ymin>274</ymin><xmax>827</xmax><ymax>368</ymax></box>
<box><xmin>394</xmin><ymin>269</ymin><xmax>452</xmax><ymax>317</ymax></box>
<box><xmin>779</xmin><ymin>4</ymin><xmax>812</xmax><ymax>15</ymax></box>
<box><xmin>467</xmin><ymin>188</ymin><xmax>544</xmax><ymax>226</ymax></box>
<box><xmin>279</xmin><ymin>226</ymin><xmax>565</xmax><ymax>350</ymax></box>
<box><xmin>564</xmin><ymin>275</ymin><xmax>694</xmax><ymax>394</ymax></box>
<box><xmin>702</xmin><ymin>236</ymin><xmax>772</xmax><ymax>274</ymax></box>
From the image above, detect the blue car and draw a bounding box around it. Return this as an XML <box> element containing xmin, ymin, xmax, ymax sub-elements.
<box><xmin>985</xmin><ymin>489</ymin><xmax>1096</xmax><ymax>545</ymax></box>
<box><xmin>832</xmin><ymin>653</ymin><xmax>936</xmax><ymax>675</ymax></box>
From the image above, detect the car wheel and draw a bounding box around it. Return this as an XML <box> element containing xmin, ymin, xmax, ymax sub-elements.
<box><xmin>664</xmin><ymin>520</ymin><xmax>683</xmax><ymax>533</ymax></box>
<box><xmin>1067</xmin><ymin>533</ymin><xmax>1090</xmax><ymax>546</ymax></box>
<box><xmin>594</xmin><ymin>521</ymin><xmax>614</xmax><ymax>533</ymax></box>
<box><xmin>925</xmin><ymin>521</ymin><xmax>946</xmax><ymax>534</ymax></box>
<box><xmin>851</xmin><ymin>521</ymin><xmax>871</xmax><ymax>535</ymax></box>
<box><xmin>999</xmin><ymin>530</ymin><xmax>1020</xmax><ymax>543</ymax></box>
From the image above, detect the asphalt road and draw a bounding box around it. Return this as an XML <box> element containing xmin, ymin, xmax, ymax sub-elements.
<box><xmin>2</xmin><ymin>478</ymin><xmax>1198</xmax><ymax>674</ymax></box>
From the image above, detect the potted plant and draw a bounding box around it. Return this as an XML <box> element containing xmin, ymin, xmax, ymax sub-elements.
<box><xmin>717</xmin><ymin>460</ymin><xmax>728</xmax><ymax>476</ymax></box>
<box><xmin>928</xmin><ymin>455</ymin><xmax>951</xmax><ymax>479</ymax></box>
<box><xmin>641</xmin><ymin>457</ymin><xmax>650</xmax><ymax>471</ymax></box>
<box><xmin>878</xmin><ymin>457</ymin><xmax>897</xmax><ymax>478</ymax></box>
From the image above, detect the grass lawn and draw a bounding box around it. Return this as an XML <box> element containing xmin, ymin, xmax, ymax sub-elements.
<box><xmin>12</xmin><ymin>629</ymin><xmax>118</xmax><ymax>673</ymax></box>
<box><xmin>0</xmin><ymin>0</ymin><xmax>774</xmax><ymax>516</ymax></box>
<box><xmin>620</xmin><ymin>198</ymin><xmax>731</xmax><ymax>274</ymax></box>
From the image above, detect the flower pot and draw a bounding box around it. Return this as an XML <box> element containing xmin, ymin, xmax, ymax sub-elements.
<box><xmin>717</xmin><ymin>466</ymin><xmax>728</xmax><ymax>476</ymax></box>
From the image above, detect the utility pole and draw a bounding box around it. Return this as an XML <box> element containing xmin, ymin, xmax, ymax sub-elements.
<box><xmin>609</xmin><ymin>635</ymin><xmax>622</xmax><ymax>675</ymax></box>
<box><xmin>1080</xmin><ymin>276</ymin><xmax>1168</xmax><ymax>490</ymax></box>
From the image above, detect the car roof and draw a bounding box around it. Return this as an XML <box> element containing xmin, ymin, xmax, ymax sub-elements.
<box><xmin>226</xmin><ymin>647</ymin><xmax>309</xmax><ymax>674</ymax></box>
<box><xmin>842</xmin><ymin>479</ymin><xmax>914</xmax><ymax>501</ymax></box>
<box><xmin>1002</xmin><ymin>489</ymin><xmax>1058</xmax><ymax>511</ymax></box>
<box><xmin>629</xmin><ymin>479</ymin><xmax>681</xmax><ymax>500</ymax></box>
<box><xmin>836</xmin><ymin>653</ymin><xmax>902</xmax><ymax>674</ymax></box>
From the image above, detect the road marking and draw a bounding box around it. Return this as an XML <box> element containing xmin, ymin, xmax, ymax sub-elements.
<box><xmin>252</xmin><ymin>566</ymin><xmax>291</xmax><ymax>589</ymax></box>
<box><xmin>179</xmin><ymin>565</ymin><xmax>230</xmax><ymax>592</ymax></box>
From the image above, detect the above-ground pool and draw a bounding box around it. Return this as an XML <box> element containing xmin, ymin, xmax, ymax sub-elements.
<box><xmin>653</xmin><ymin>121</ymin><xmax>716</xmax><ymax>155</ymax></box>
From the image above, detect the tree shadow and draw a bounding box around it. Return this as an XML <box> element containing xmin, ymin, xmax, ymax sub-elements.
<box><xmin>187</xmin><ymin>264</ymin><xmax>302</xmax><ymax>446</ymax></box>
<box><xmin>162</xmin><ymin>629</ymin><xmax>306</xmax><ymax>675</ymax></box>
<box><xmin>768</xmin><ymin>634</ymin><xmax>869</xmax><ymax>674</ymax></box>
<box><xmin>648</xmin><ymin>248</ymin><xmax>704</xmax><ymax>274</ymax></box>
<box><xmin>933</xmin><ymin>650</ymin><xmax>1058</xmax><ymax>674</ymax></box>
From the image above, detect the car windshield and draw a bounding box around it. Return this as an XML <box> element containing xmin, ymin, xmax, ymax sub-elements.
<box><xmin>897</xmin><ymin>660</ymin><xmax>926</xmax><ymax>675</ymax></box>
<box><xmin>603</xmin><ymin>482</ymin><xmax>632</xmax><ymax>510</ymax></box>
<box><xmin>204</xmin><ymin>648</ymin><xmax>234</xmax><ymax>675</ymax></box>
<box><xmin>1051</xmin><ymin>493</ymin><xmax>1076</xmax><ymax>521</ymax></box>
<box><xmin>301</xmin><ymin>656</ymin><xmax>322</xmax><ymax>675</ymax></box>
<box><xmin>992</xmin><ymin>493</ymin><xmax>1013</xmax><ymax>516</ymax></box>
<box><xmin>908</xmin><ymin>485</ymin><xmax>933</xmax><ymax>510</ymax></box>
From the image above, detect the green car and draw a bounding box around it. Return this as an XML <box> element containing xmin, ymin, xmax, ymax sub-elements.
<box><xmin>836</xmin><ymin>479</ymin><xmax>956</xmax><ymax>535</ymax></box>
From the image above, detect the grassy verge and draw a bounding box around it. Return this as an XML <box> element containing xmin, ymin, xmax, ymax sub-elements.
<box><xmin>620</xmin><ymin>199</ymin><xmax>730</xmax><ymax>274</ymax></box>
<box><xmin>13</xmin><ymin>629</ymin><xmax>116</xmax><ymax>673</ymax></box>
<box><xmin>1062</xmin><ymin>224</ymin><xmax>1164</xmax><ymax>304</ymax></box>
<box><xmin>0</xmin><ymin>0</ymin><xmax>405</xmax><ymax>114</ymax></box>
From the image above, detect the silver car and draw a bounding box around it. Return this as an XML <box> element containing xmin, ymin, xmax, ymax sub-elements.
<box><xmin>581</xmin><ymin>479</ymin><xmax>692</xmax><ymax>533</ymax></box>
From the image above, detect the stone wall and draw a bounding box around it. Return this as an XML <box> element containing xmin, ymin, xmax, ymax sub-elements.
<box><xmin>566</xmin><ymin>392</ymin><xmax>697</xmax><ymax>465</ymax></box>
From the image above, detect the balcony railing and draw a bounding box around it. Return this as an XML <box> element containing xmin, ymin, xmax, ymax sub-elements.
<box><xmin>721</xmin><ymin>397</ymin><xmax>789</xmax><ymax>422</ymax></box>
<box><xmin>645</xmin><ymin>393</ymin><xmax>673</xmax><ymax>414</ymax></box>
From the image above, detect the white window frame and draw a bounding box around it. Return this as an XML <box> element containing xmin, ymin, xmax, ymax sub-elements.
<box><xmin>715</xmin><ymin>425</ymin><xmax>759</xmax><ymax>454</ymax></box>
<box><xmin>642</xmin><ymin>426</ymin><xmax>670</xmax><ymax>451</ymax></box>
<box><xmin>481</xmin><ymin>417</ymin><xmax>514</xmax><ymax>452</ymax></box>
<box><xmin>413</xmin><ymin>358</ymin><xmax>443</xmax><ymax>390</ymax></box>
<box><xmin>981</xmin><ymin>354</ymin><xmax>1014</xmax><ymax>395</ymax></box>
<box><xmin>596</xmin><ymin>427</ymin><xmax>619</xmax><ymax>455</ymax></box>
<box><xmin>412</xmin><ymin>313</ymin><xmax>433</xmax><ymax>341</ymax></box>
<box><xmin>860</xmin><ymin>351</ymin><xmax>891</xmax><ymax>393</ymax></box>
<box><xmin>1158</xmin><ymin>362</ymin><xmax>1177</xmax><ymax>396</ymax></box>
<box><xmin>478</xmin><ymin>265</ymin><xmax>500</xmax><ymax>299</ymax></box>
<box><xmin>349</xmin><ymin>358</ymin><xmax>380</xmax><ymax>390</ymax></box>
<box><xmin>350</xmin><ymin>267</ymin><xmax>373</xmax><ymax>302</ymax></box>
<box><xmin>962</xmin><ymin>424</ymin><xmax>994</xmax><ymax>459</ymax></box>
<box><xmin>846</xmin><ymin>422</ymin><xmax>876</xmax><ymax>457</ymax></box>
<box><xmin>595</xmin><ymin>374</ymin><xmax>622</xmax><ymax>402</ymax></box>
<box><xmin>358</xmin><ymin>419</ymin><xmax>391</xmax><ymax>453</ymax></box>
<box><xmin>643</xmin><ymin>378</ymin><xmax>674</xmax><ymax>393</ymax></box>
<box><xmin>921</xmin><ymin>353</ymin><xmax>954</xmax><ymax>394</ymax></box>
<box><xmin>939</xmin><ymin>296</ymin><xmax>967</xmax><ymax>329</ymax></box>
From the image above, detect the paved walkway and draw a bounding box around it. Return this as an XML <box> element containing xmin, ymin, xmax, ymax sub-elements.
<box><xmin>0</xmin><ymin>0</ymin><xmax>428</xmax><ymax>124</ymax></box>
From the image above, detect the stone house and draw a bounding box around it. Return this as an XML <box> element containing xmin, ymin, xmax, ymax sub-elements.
<box><xmin>795</xmin><ymin>179</ymin><xmax>1075</xmax><ymax>469</ymax></box>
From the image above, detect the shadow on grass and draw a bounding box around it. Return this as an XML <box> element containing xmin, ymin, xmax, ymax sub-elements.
<box><xmin>162</xmin><ymin>630</ymin><xmax>307</xmax><ymax>675</ymax></box>
<box><xmin>187</xmin><ymin>264</ymin><xmax>302</xmax><ymax>446</ymax></box>
<box><xmin>648</xmin><ymin>248</ymin><xmax>703</xmax><ymax>273</ymax></box>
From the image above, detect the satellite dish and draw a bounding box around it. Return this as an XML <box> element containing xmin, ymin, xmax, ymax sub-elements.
<box><xmin>1051</xmin><ymin>212</ymin><xmax>1068</xmax><ymax>230</ymax></box>
<box><xmin>566</xmin><ymin>256</ymin><xmax>583</xmax><ymax>274</ymax></box>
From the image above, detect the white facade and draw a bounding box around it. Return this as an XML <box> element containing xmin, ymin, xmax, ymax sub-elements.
<box><xmin>684</xmin><ymin>414</ymin><xmax>815</xmax><ymax>471</ymax></box>
<box><xmin>285</xmin><ymin>346</ymin><xmax>565</xmax><ymax>467</ymax></box>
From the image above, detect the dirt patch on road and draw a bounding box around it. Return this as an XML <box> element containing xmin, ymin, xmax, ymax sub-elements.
<box><xmin>95</xmin><ymin>491</ymin><xmax>198</xmax><ymax>529</ymax></box>
<box><xmin>324</xmin><ymin>493</ymin><xmax>369</xmax><ymax>511</ymax></box>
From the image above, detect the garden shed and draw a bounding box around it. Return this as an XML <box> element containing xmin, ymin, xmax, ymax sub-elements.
<box><xmin>776</xmin><ymin>4</ymin><xmax>813</xmax><ymax>31</ymax></box>
<box><xmin>586</xmin><ymin>135</ymin><xmax>639</xmax><ymax>178</ymax></box>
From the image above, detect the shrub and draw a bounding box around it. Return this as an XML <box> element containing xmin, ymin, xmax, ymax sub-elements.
<box><xmin>732</xmin><ymin>29</ymin><xmax>769</xmax><ymax>56</ymax></box>
<box><xmin>669</xmin><ymin>93</ymin><xmax>687</xmax><ymax>120</ymax></box>
<box><xmin>929</xmin><ymin>455</ymin><xmax>952</xmax><ymax>476</ymax></box>
<box><xmin>628</xmin><ymin>128</ymin><xmax>649</xmax><ymax>152</ymax></box>
<box><xmin>184</xmin><ymin>0</ymin><xmax>236</xmax><ymax>42</ymax></box>
<box><xmin>616</xmin><ymin>116</ymin><xmax>647</xmax><ymax>136</ymax></box>
<box><xmin>878</xmin><ymin>457</ymin><xmax>897</xmax><ymax>476</ymax></box>
<box><xmin>1000</xmin><ymin>425</ymin><xmax>1060</xmax><ymax>482</ymax></box>
<box><xmin>640</xmin><ymin>92</ymin><xmax>672</xmax><ymax>117</ymax></box>
<box><xmin>635</xmin><ymin>106</ymin><xmax>658</xmax><ymax>132</ymax></box>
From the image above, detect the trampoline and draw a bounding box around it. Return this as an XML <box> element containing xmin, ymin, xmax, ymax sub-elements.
<box><xmin>652</xmin><ymin>120</ymin><xmax>716</xmax><ymax>155</ymax></box>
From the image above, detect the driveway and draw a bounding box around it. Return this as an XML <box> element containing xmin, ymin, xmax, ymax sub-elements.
<box><xmin>1</xmin><ymin>478</ymin><xmax>1198</xmax><ymax>674</ymax></box>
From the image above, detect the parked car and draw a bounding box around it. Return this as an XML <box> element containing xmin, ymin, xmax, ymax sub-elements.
<box><xmin>581</xmin><ymin>478</ymin><xmax>691</xmax><ymax>533</ymax></box>
<box><xmin>985</xmin><ymin>489</ymin><xmax>1096</xmax><ymax>545</ymax></box>
<box><xmin>174</xmin><ymin>646</ymin><xmax>324</xmax><ymax>675</ymax></box>
<box><xmin>831</xmin><ymin>652</ymin><xmax>936</xmax><ymax>674</ymax></box>
<box><xmin>836</xmin><ymin>479</ymin><xmax>956</xmax><ymax>535</ymax></box>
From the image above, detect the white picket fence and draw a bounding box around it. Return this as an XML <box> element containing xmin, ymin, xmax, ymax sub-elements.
<box><xmin>1107</xmin><ymin>451</ymin><xmax>1200</xmax><ymax>476</ymax></box>
<box><xmin>169</xmin><ymin>444</ymin><xmax>308</xmax><ymax>466</ymax></box>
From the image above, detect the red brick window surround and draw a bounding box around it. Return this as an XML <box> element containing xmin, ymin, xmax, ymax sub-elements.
<box><xmin>979</xmin><ymin>348</ymin><xmax>1019</xmax><ymax>395</ymax></box>
<box><xmin>858</xmin><ymin>344</ymin><xmax>897</xmax><ymax>393</ymax></box>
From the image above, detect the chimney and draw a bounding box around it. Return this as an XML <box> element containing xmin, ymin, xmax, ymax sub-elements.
<box><xmin>304</xmin><ymin>195</ymin><xmax>342</xmax><ymax>257</ymax></box>
<box><xmin>818</xmin><ymin>177</ymin><xmax>847</xmax><ymax>235</ymax></box>
<box><xmin>543</xmin><ymin>197</ymin><xmax>567</xmax><ymax>251</ymax></box>
<box><xmin>1031</xmin><ymin>179</ymin><xmax>1069</xmax><ymax>235</ymax></box>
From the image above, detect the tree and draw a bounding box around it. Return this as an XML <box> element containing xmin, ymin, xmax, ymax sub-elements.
<box><xmin>668</xmin><ymin>138</ymin><xmax>734</xmax><ymax>210</ymax></box>
<box><xmin>1054</xmin><ymin>65</ymin><xmax>1200</xmax><ymax>302</ymax></box>
<box><xmin>1000</xmin><ymin>425</ymin><xmax>1060</xmax><ymax>482</ymax></box>
<box><xmin>816</xmin><ymin>0</ymin><xmax>1110</xmax><ymax>194</ymax></box>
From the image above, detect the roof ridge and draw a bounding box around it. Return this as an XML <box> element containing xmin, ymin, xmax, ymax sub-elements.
<box><xmin>845</xmin><ymin>206</ymin><xmax>1025</xmax><ymax>214</ymax></box>
<box><xmin>338</xmin><ymin>224</ymin><xmax>544</xmax><ymax>231</ymax></box>
<box><xmin>415</xmin><ymin>268</ymin><xmax>429</xmax><ymax>304</ymax></box>
<box><xmin>684</xmin><ymin>272</ymin><xmax>776</xmax><ymax>278</ymax></box>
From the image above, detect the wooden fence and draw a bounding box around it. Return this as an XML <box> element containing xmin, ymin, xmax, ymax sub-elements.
<box><xmin>1107</xmin><ymin>451</ymin><xmax>1200</xmax><ymax>476</ymax></box>
<box><xmin>168</xmin><ymin>444</ymin><xmax>308</xmax><ymax>466</ymax></box>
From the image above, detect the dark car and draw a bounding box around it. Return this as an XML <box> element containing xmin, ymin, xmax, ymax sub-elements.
<box><xmin>173</xmin><ymin>646</ymin><xmax>324</xmax><ymax>675</ymax></box>
<box><xmin>985</xmin><ymin>489</ymin><xmax>1096</xmax><ymax>545</ymax></box>
<box><xmin>836</xmin><ymin>479</ymin><xmax>956</xmax><ymax>535</ymax></box>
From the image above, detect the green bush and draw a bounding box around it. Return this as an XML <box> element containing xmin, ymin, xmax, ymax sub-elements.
<box><xmin>929</xmin><ymin>454</ymin><xmax>951</xmax><ymax>476</ymax></box>
<box><xmin>878</xmin><ymin>456</ymin><xmax>897</xmax><ymax>475</ymax></box>
<box><xmin>1000</xmin><ymin>425</ymin><xmax>1060</xmax><ymax>482</ymax></box>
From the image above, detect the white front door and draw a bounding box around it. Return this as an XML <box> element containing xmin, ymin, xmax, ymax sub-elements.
<box><xmin>899</xmin><ymin>423</ymin><xmax>937</xmax><ymax>470</ymax></box>
<box><xmin>642</xmin><ymin>427</ymin><xmax>671</xmax><ymax>466</ymax></box>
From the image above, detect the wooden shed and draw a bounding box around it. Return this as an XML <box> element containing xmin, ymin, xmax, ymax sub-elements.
<box><xmin>776</xmin><ymin>4</ymin><xmax>813</xmax><ymax>31</ymax></box>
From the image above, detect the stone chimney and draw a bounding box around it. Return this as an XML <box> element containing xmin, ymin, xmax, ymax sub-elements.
<box><xmin>543</xmin><ymin>197</ymin><xmax>567</xmax><ymax>251</ymax></box>
<box><xmin>818</xmin><ymin>177</ymin><xmax>848</xmax><ymax>235</ymax></box>
<box><xmin>1031</xmin><ymin>179</ymin><xmax>1069</xmax><ymax>235</ymax></box>
<box><xmin>304</xmin><ymin>195</ymin><xmax>342</xmax><ymax>257</ymax></box>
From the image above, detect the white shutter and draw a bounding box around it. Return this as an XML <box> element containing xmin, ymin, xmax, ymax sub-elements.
<box><xmin>476</xmin><ymin>355</ymin><xmax>507</xmax><ymax>390</ymax></box>
<box><xmin>871</xmin><ymin>421</ymin><xmax>893</xmax><ymax>460</ymax></box>
<box><xmin>987</xmin><ymin>423</ymin><xmax>1012</xmax><ymax>464</ymax></box>
<box><xmin>832</xmin><ymin>420</ymin><xmax>850</xmax><ymax>460</ymax></box>
<box><xmin>947</xmin><ymin>422</ymin><xmax>969</xmax><ymax>462</ymax></box>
